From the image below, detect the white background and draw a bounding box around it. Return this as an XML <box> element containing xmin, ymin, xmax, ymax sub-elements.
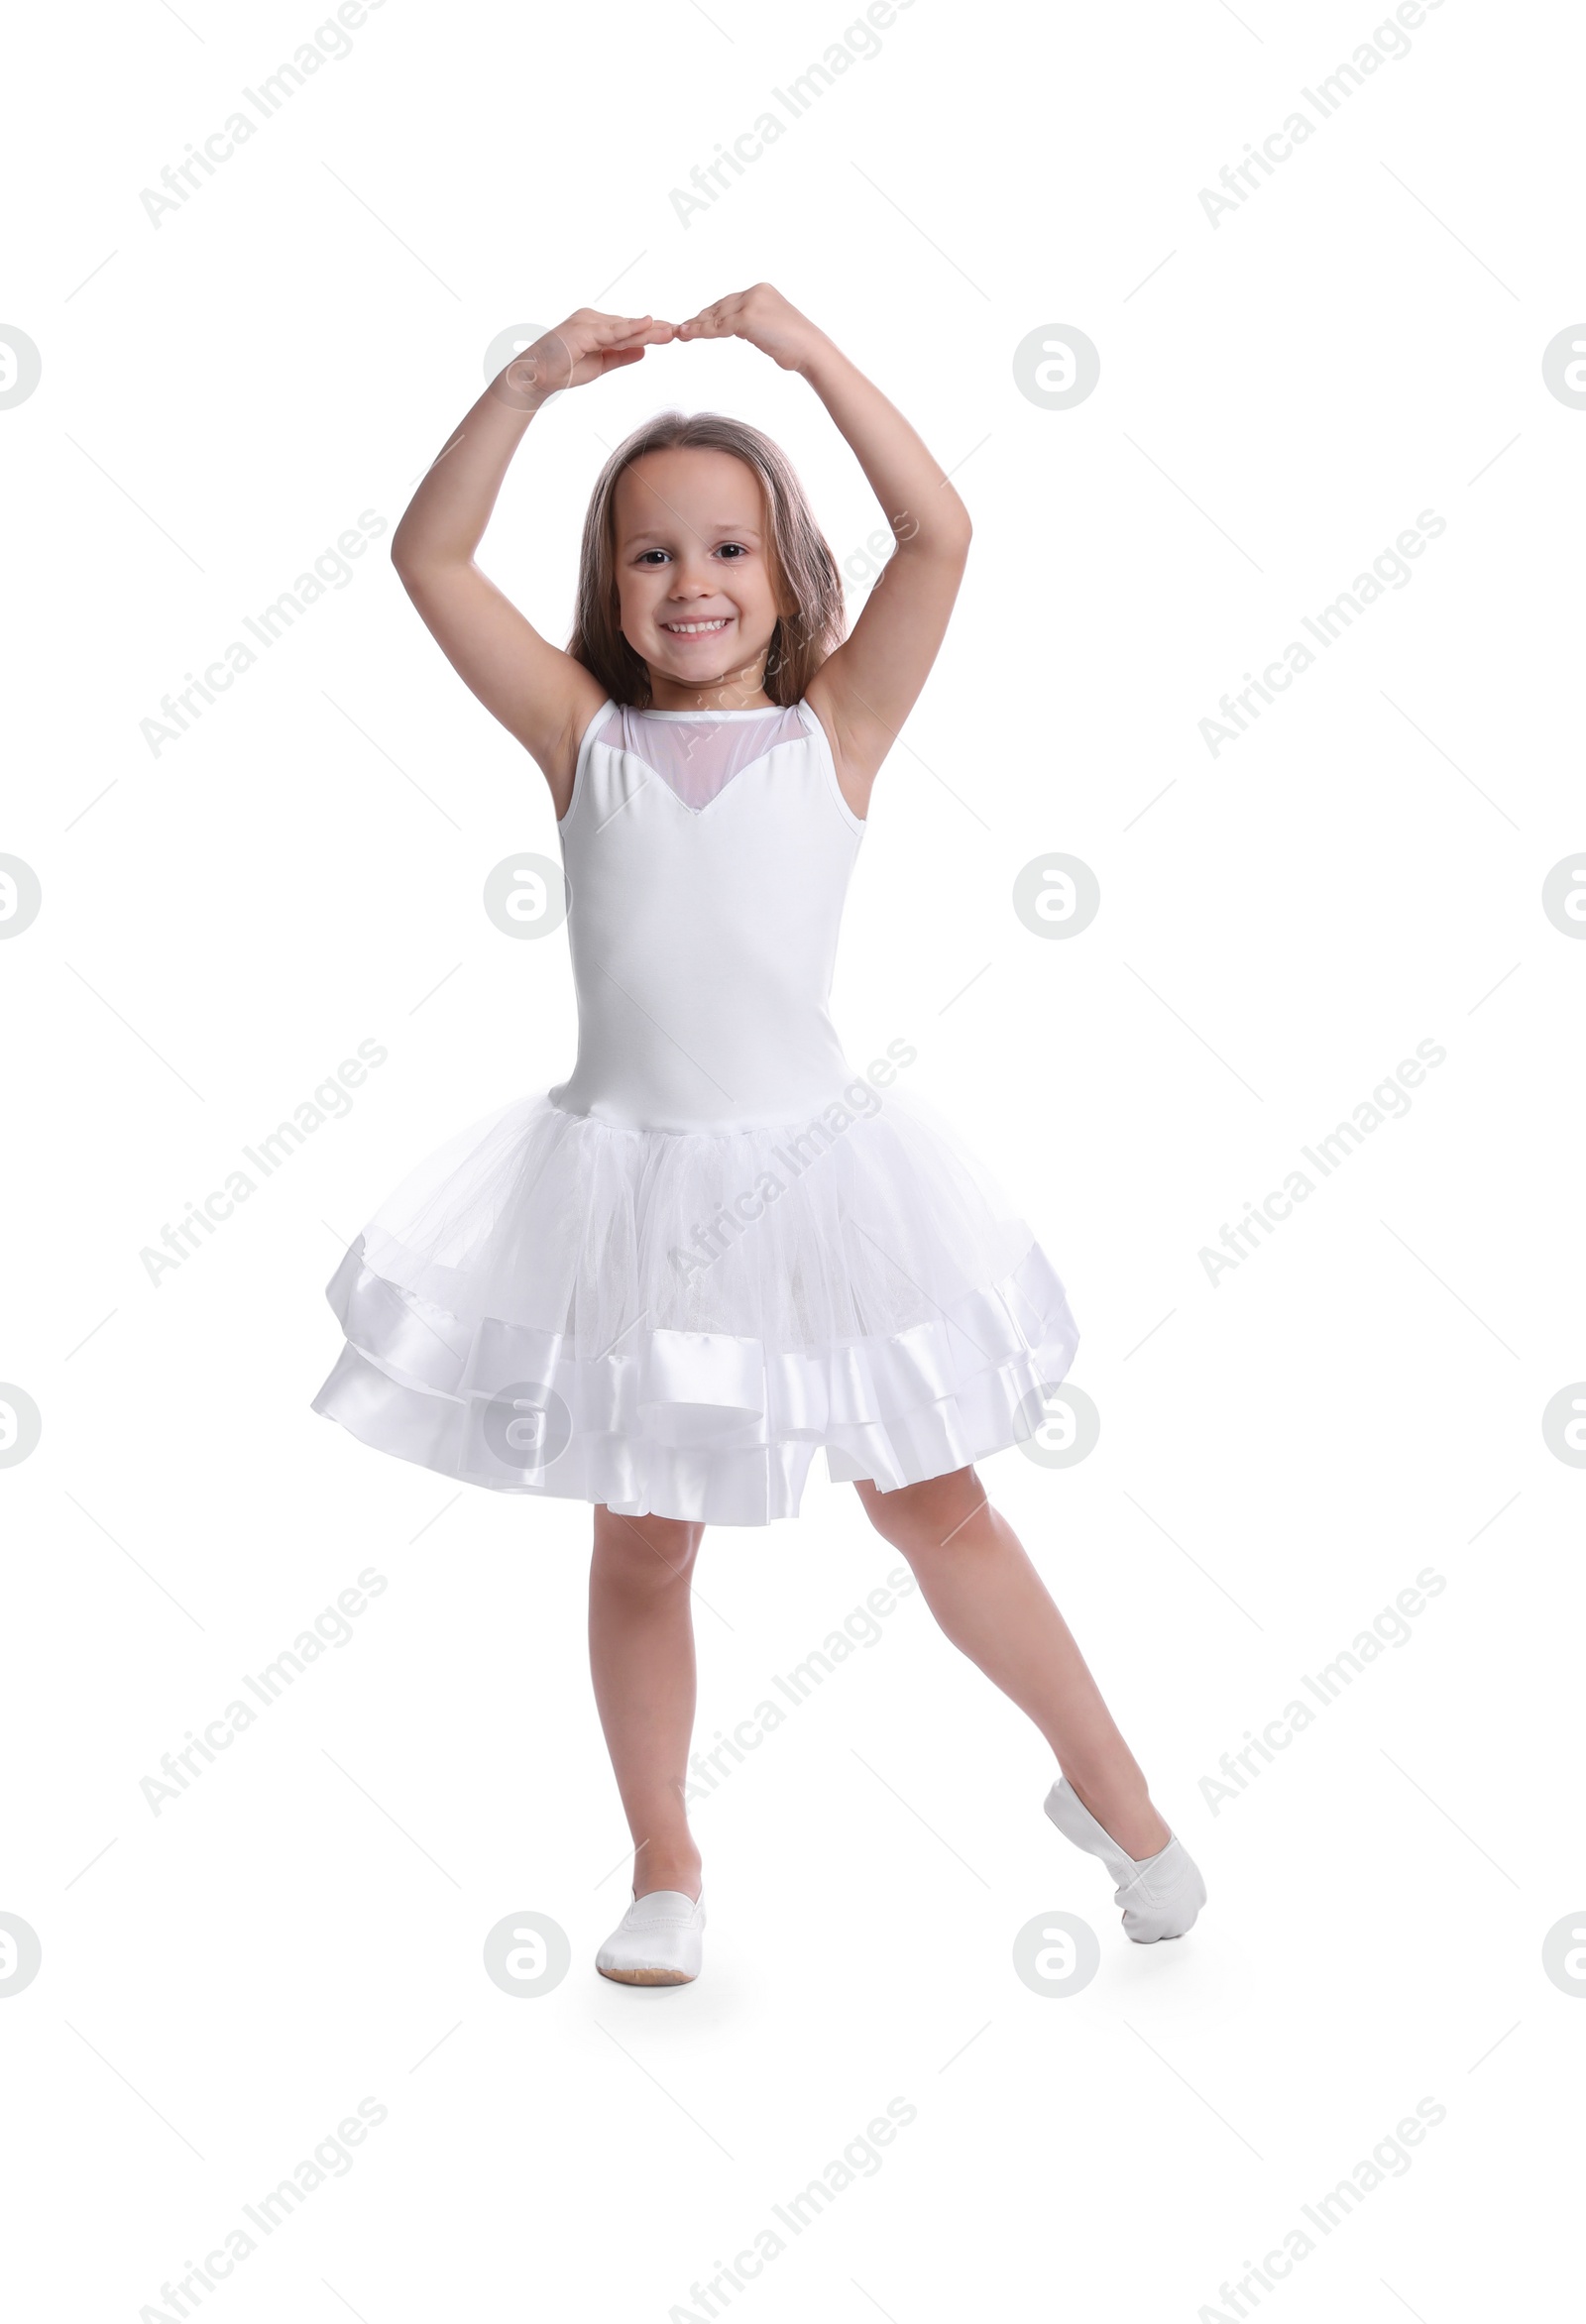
<box><xmin>3</xmin><ymin>0</ymin><xmax>1582</xmax><ymax>2315</ymax></box>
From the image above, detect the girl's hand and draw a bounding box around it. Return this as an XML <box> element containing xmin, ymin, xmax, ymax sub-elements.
<box><xmin>674</xmin><ymin>284</ymin><xmax>826</xmax><ymax>375</ymax></box>
<box><xmin>495</xmin><ymin>308</ymin><xmax>674</xmax><ymax>403</ymax></box>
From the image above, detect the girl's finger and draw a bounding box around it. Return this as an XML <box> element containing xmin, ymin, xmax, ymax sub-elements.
<box><xmin>592</xmin><ymin>322</ymin><xmax>668</xmax><ymax>355</ymax></box>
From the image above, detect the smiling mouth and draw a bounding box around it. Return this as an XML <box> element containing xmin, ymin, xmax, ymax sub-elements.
<box><xmin>660</xmin><ymin>617</ymin><xmax>732</xmax><ymax>635</ymax></box>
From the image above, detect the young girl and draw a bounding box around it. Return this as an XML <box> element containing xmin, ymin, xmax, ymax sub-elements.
<box><xmin>312</xmin><ymin>285</ymin><xmax>1205</xmax><ymax>1985</ymax></box>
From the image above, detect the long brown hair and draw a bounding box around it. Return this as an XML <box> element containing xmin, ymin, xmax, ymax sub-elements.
<box><xmin>567</xmin><ymin>409</ymin><xmax>846</xmax><ymax>707</ymax></box>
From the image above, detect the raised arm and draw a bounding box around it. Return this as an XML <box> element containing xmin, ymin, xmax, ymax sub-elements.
<box><xmin>675</xmin><ymin>285</ymin><xmax>972</xmax><ymax>819</ymax></box>
<box><xmin>390</xmin><ymin>309</ymin><xmax>673</xmax><ymax>816</ymax></box>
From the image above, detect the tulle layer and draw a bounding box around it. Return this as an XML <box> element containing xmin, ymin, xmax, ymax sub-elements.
<box><xmin>311</xmin><ymin>1083</ymin><xmax>1079</xmax><ymax>1525</ymax></box>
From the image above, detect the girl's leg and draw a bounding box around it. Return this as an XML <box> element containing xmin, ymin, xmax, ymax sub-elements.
<box><xmin>588</xmin><ymin>1505</ymin><xmax>706</xmax><ymax>1901</ymax></box>
<box><xmin>854</xmin><ymin>1468</ymin><xmax>1172</xmax><ymax>1858</ymax></box>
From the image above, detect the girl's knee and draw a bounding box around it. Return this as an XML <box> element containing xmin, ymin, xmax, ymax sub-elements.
<box><xmin>854</xmin><ymin>1468</ymin><xmax>987</xmax><ymax>1554</ymax></box>
<box><xmin>593</xmin><ymin>1507</ymin><xmax>704</xmax><ymax>1582</ymax></box>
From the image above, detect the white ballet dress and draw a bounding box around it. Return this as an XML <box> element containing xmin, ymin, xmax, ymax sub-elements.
<box><xmin>311</xmin><ymin>696</ymin><xmax>1079</xmax><ymax>1524</ymax></box>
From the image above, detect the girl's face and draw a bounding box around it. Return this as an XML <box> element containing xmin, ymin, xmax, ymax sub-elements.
<box><xmin>612</xmin><ymin>448</ymin><xmax>786</xmax><ymax>698</ymax></box>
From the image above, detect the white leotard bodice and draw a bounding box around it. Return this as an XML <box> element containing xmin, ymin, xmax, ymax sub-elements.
<box><xmin>548</xmin><ymin>698</ymin><xmax>866</xmax><ymax>1135</ymax></box>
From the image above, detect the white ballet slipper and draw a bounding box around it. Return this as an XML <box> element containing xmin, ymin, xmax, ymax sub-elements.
<box><xmin>1044</xmin><ymin>1777</ymin><xmax>1206</xmax><ymax>1942</ymax></box>
<box><xmin>595</xmin><ymin>1889</ymin><xmax>706</xmax><ymax>1985</ymax></box>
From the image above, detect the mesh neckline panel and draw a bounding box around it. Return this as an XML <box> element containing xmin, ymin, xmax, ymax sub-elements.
<box><xmin>597</xmin><ymin>705</ymin><xmax>809</xmax><ymax>811</ymax></box>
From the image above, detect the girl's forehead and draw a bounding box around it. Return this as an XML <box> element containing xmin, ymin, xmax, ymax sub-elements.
<box><xmin>618</xmin><ymin>448</ymin><xmax>762</xmax><ymax>517</ymax></box>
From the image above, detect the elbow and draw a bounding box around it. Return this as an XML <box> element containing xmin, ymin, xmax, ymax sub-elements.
<box><xmin>895</xmin><ymin>494</ymin><xmax>970</xmax><ymax>560</ymax></box>
<box><xmin>390</xmin><ymin>517</ymin><xmax>418</xmax><ymax>579</ymax></box>
<box><xmin>942</xmin><ymin>493</ymin><xmax>972</xmax><ymax>555</ymax></box>
<box><xmin>391</xmin><ymin>516</ymin><xmax>473</xmax><ymax>584</ymax></box>
<box><xmin>389</xmin><ymin>526</ymin><xmax>455</xmax><ymax>602</ymax></box>
<box><xmin>896</xmin><ymin>517</ymin><xmax>971</xmax><ymax>564</ymax></box>
<box><xmin>389</xmin><ymin>546</ymin><xmax>422</xmax><ymax>610</ymax></box>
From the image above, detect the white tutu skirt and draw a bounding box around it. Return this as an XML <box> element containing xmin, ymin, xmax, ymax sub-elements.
<box><xmin>311</xmin><ymin>1081</ymin><xmax>1079</xmax><ymax>1526</ymax></box>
